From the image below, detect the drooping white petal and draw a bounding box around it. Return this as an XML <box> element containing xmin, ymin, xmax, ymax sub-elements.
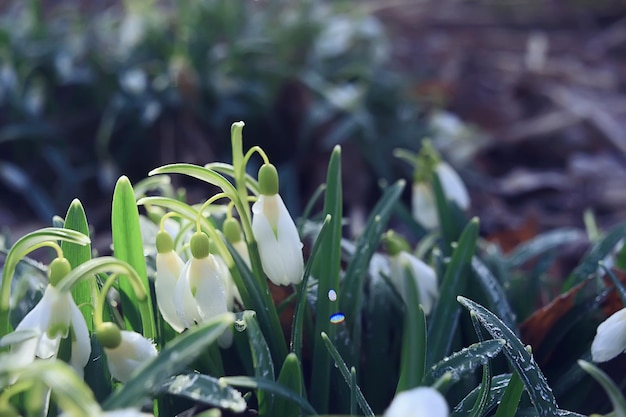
<box><xmin>173</xmin><ymin>260</ymin><xmax>202</xmax><ymax>329</ymax></box>
<box><xmin>69</xmin><ymin>298</ymin><xmax>92</xmax><ymax>378</ymax></box>
<box><xmin>389</xmin><ymin>252</ymin><xmax>439</xmax><ymax>315</ymax></box>
<box><xmin>156</xmin><ymin>251</ymin><xmax>185</xmax><ymax>332</ymax></box>
<box><xmin>252</xmin><ymin>194</ymin><xmax>304</xmax><ymax>286</ymax></box>
<box><xmin>591</xmin><ymin>308</ymin><xmax>626</xmax><ymax>362</ymax></box>
<box><xmin>214</xmin><ymin>253</ymin><xmax>243</xmax><ymax>310</ymax></box>
<box><xmin>193</xmin><ymin>255</ymin><xmax>232</xmax><ymax>348</ymax></box>
<box><xmin>412</xmin><ymin>182</ymin><xmax>439</xmax><ymax>229</ymax></box>
<box><xmin>104</xmin><ymin>330</ymin><xmax>157</xmax><ymax>383</ymax></box>
<box><xmin>436</xmin><ymin>162</ymin><xmax>470</xmax><ymax>210</ymax></box>
<box><xmin>384</xmin><ymin>386</ymin><xmax>449</xmax><ymax>417</ymax></box>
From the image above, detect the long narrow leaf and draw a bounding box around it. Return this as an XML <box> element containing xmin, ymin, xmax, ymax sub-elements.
<box><xmin>579</xmin><ymin>360</ymin><xmax>626</xmax><ymax>417</ymax></box>
<box><xmin>272</xmin><ymin>353</ymin><xmax>304</xmax><ymax>417</ymax></box>
<box><xmin>112</xmin><ymin>176</ymin><xmax>156</xmax><ymax>339</ymax></box>
<box><xmin>243</xmin><ymin>310</ymin><xmax>275</xmax><ymax>417</ymax></box>
<box><xmin>159</xmin><ymin>372</ymin><xmax>247</xmax><ymax>413</ymax></box>
<box><xmin>457</xmin><ymin>296</ymin><xmax>559</xmax><ymax>416</ymax></box>
<box><xmin>62</xmin><ymin>199</ymin><xmax>95</xmax><ymax>331</ymax></box>
<box><xmin>452</xmin><ymin>374</ymin><xmax>512</xmax><ymax>416</ymax></box>
<box><xmin>310</xmin><ymin>146</ymin><xmax>343</xmax><ymax>414</ymax></box>
<box><xmin>321</xmin><ymin>332</ymin><xmax>374</xmax><ymax>417</ymax></box>
<box><xmin>427</xmin><ymin>218</ymin><xmax>479</xmax><ymax>367</ymax></box>
<box><xmin>493</xmin><ymin>369</ymin><xmax>524</xmax><ymax>417</ymax></box>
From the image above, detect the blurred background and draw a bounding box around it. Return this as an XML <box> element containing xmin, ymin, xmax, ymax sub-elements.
<box><xmin>1</xmin><ymin>0</ymin><xmax>626</xmax><ymax>250</ymax></box>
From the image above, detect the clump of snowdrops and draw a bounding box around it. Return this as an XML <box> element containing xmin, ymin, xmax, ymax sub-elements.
<box><xmin>1</xmin><ymin>122</ymin><xmax>626</xmax><ymax>417</ymax></box>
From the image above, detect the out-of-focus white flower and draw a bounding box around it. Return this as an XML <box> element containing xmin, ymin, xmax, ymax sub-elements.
<box><xmin>12</xmin><ymin>258</ymin><xmax>90</xmax><ymax>378</ymax></box>
<box><xmin>102</xmin><ymin>409</ymin><xmax>154</xmax><ymax>417</ymax></box>
<box><xmin>591</xmin><ymin>307</ymin><xmax>626</xmax><ymax>362</ymax></box>
<box><xmin>155</xmin><ymin>231</ymin><xmax>185</xmax><ymax>332</ymax></box>
<box><xmin>252</xmin><ymin>164</ymin><xmax>304</xmax><ymax>286</ymax></box>
<box><xmin>388</xmin><ymin>251</ymin><xmax>438</xmax><ymax>315</ymax></box>
<box><xmin>412</xmin><ymin>161</ymin><xmax>470</xmax><ymax>230</ymax></box>
<box><xmin>384</xmin><ymin>386</ymin><xmax>449</xmax><ymax>417</ymax></box>
<box><xmin>173</xmin><ymin>232</ymin><xmax>232</xmax><ymax>347</ymax></box>
<box><xmin>103</xmin><ymin>330</ymin><xmax>157</xmax><ymax>383</ymax></box>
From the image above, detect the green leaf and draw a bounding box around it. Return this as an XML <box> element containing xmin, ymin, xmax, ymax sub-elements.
<box><xmin>396</xmin><ymin>264</ymin><xmax>427</xmax><ymax>393</ymax></box>
<box><xmin>159</xmin><ymin>372</ymin><xmax>247</xmax><ymax>413</ymax></box>
<box><xmin>423</xmin><ymin>339</ymin><xmax>505</xmax><ymax>386</ymax></box>
<box><xmin>579</xmin><ymin>360</ymin><xmax>626</xmax><ymax>417</ymax></box>
<box><xmin>112</xmin><ymin>176</ymin><xmax>156</xmax><ymax>339</ymax></box>
<box><xmin>427</xmin><ymin>218</ymin><xmax>479</xmax><ymax>367</ymax></box>
<box><xmin>243</xmin><ymin>310</ymin><xmax>275</xmax><ymax>417</ymax></box>
<box><xmin>102</xmin><ymin>312</ymin><xmax>235</xmax><ymax>410</ymax></box>
<box><xmin>471</xmin><ymin>257</ymin><xmax>518</xmax><ymax>333</ymax></box>
<box><xmin>204</xmin><ymin>162</ymin><xmax>260</xmax><ymax>195</ymax></box>
<box><xmin>311</xmin><ymin>145</ymin><xmax>343</xmax><ymax>414</ymax></box>
<box><xmin>457</xmin><ymin>296</ymin><xmax>559</xmax><ymax>416</ymax></box>
<box><xmin>291</xmin><ymin>215</ymin><xmax>332</xmax><ymax>360</ymax></box>
<box><xmin>507</xmin><ymin>228</ymin><xmax>585</xmax><ymax>268</ymax></box>
<box><xmin>493</xmin><ymin>369</ymin><xmax>524</xmax><ymax>417</ymax></box>
<box><xmin>0</xmin><ymin>227</ymin><xmax>90</xmax><ymax>338</ymax></box>
<box><xmin>220</xmin><ymin>376</ymin><xmax>317</xmax><ymax>416</ymax></box>
<box><xmin>452</xmin><ymin>374</ymin><xmax>511</xmax><ymax>416</ymax></box>
<box><xmin>341</xmin><ymin>179</ymin><xmax>405</xmax><ymax>353</ymax></box>
<box><xmin>62</xmin><ymin>199</ymin><xmax>95</xmax><ymax>332</ymax></box>
<box><xmin>321</xmin><ymin>332</ymin><xmax>374</xmax><ymax>417</ymax></box>
<box><xmin>272</xmin><ymin>353</ymin><xmax>304</xmax><ymax>417</ymax></box>
<box><xmin>564</xmin><ymin>220</ymin><xmax>626</xmax><ymax>290</ymax></box>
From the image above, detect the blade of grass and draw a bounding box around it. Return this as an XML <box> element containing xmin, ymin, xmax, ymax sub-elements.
<box><xmin>111</xmin><ymin>176</ymin><xmax>156</xmax><ymax>340</ymax></box>
<box><xmin>396</xmin><ymin>263</ymin><xmax>426</xmax><ymax>393</ymax></box>
<box><xmin>102</xmin><ymin>313</ymin><xmax>235</xmax><ymax>410</ymax></box>
<box><xmin>291</xmin><ymin>215</ymin><xmax>332</xmax><ymax>360</ymax></box>
<box><xmin>457</xmin><ymin>296</ymin><xmax>559</xmax><ymax>416</ymax></box>
<box><xmin>272</xmin><ymin>353</ymin><xmax>304</xmax><ymax>417</ymax></box>
<box><xmin>321</xmin><ymin>332</ymin><xmax>374</xmax><ymax>417</ymax></box>
<box><xmin>341</xmin><ymin>179</ymin><xmax>405</xmax><ymax>360</ymax></box>
<box><xmin>579</xmin><ymin>360</ymin><xmax>626</xmax><ymax>417</ymax></box>
<box><xmin>158</xmin><ymin>372</ymin><xmax>246</xmax><ymax>413</ymax></box>
<box><xmin>310</xmin><ymin>146</ymin><xmax>343</xmax><ymax>414</ymax></box>
<box><xmin>507</xmin><ymin>228</ymin><xmax>585</xmax><ymax>268</ymax></box>
<box><xmin>427</xmin><ymin>218</ymin><xmax>479</xmax><ymax>368</ymax></box>
<box><xmin>242</xmin><ymin>310</ymin><xmax>275</xmax><ymax>417</ymax></box>
<box><xmin>61</xmin><ymin>199</ymin><xmax>95</xmax><ymax>331</ymax></box>
<box><xmin>452</xmin><ymin>373</ymin><xmax>511</xmax><ymax>416</ymax></box>
<box><xmin>220</xmin><ymin>376</ymin><xmax>317</xmax><ymax>416</ymax></box>
<box><xmin>493</xmin><ymin>369</ymin><xmax>524</xmax><ymax>417</ymax></box>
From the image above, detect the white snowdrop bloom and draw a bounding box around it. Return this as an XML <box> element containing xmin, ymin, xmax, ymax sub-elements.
<box><xmin>155</xmin><ymin>231</ymin><xmax>185</xmax><ymax>332</ymax></box>
<box><xmin>252</xmin><ymin>164</ymin><xmax>304</xmax><ymax>286</ymax></box>
<box><xmin>591</xmin><ymin>307</ymin><xmax>626</xmax><ymax>362</ymax></box>
<box><xmin>412</xmin><ymin>181</ymin><xmax>439</xmax><ymax>230</ymax></box>
<box><xmin>104</xmin><ymin>330</ymin><xmax>157</xmax><ymax>383</ymax></box>
<box><xmin>12</xmin><ymin>258</ymin><xmax>90</xmax><ymax>378</ymax></box>
<box><xmin>411</xmin><ymin>162</ymin><xmax>469</xmax><ymax>230</ymax></box>
<box><xmin>173</xmin><ymin>232</ymin><xmax>232</xmax><ymax>347</ymax></box>
<box><xmin>436</xmin><ymin>162</ymin><xmax>470</xmax><ymax>210</ymax></box>
<box><xmin>389</xmin><ymin>251</ymin><xmax>439</xmax><ymax>315</ymax></box>
<box><xmin>384</xmin><ymin>387</ymin><xmax>449</xmax><ymax>417</ymax></box>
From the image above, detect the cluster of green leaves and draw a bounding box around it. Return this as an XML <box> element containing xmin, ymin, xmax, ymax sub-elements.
<box><xmin>2</xmin><ymin>121</ymin><xmax>626</xmax><ymax>416</ymax></box>
<box><xmin>0</xmin><ymin>0</ymin><xmax>426</xmax><ymax>220</ymax></box>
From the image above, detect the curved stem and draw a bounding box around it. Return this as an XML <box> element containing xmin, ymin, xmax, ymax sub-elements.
<box><xmin>195</xmin><ymin>192</ymin><xmax>229</xmax><ymax>231</ymax></box>
<box><xmin>243</xmin><ymin>146</ymin><xmax>270</xmax><ymax>167</ymax></box>
<box><xmin>159</xmin><ymin>212</ymin><xmax>183</xmax><ymax>231</ymax></box>
<box><xmin>94</xmin><ymin>273</ymin><xmax>120</xmax><ymax>328</ymax></box>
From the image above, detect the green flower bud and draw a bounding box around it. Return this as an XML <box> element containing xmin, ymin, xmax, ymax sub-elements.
<box><xmin>190</xmin><ymin>231</ymin><xmax>210</xmax><ymax>259</ymax></box>
<box><xmin>156</xmin><ymin>230</ymin><xmax>174</xmax><ymax>253</ymax></box>
<box><xmin>48</xmin><ymin>257</ymin><xmax>71</xmax><ymax>287</ymax></box>
<box><xmin>96</xmin><ymin>322</ymin><xmax>122</xmax><ymax>349</ymax></box>
<box><xmin>384</xmin><ymin>230</ymin><xmax>411</xmax><ymax>256</ymax></box>
<box><xmin>223</xmin><ymin>217</ymin><xmax>243</xmax><ymax>243</ymax></box>
<box><xmin>258</xmin><ymin>163</ymin><xmax>279</xmax><ymax>196</ymax></box>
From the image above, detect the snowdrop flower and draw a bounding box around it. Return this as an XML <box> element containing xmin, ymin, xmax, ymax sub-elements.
<box><xmin>155</xmin><ymin>230</ymin><xmax>185</xmax><ymax>332</ymax></box>
<box><xmin>97</xmin><ymin>323</ymin><xmax>157</xmax><ymax>383</ymax></box>
<box><xmin>591</xmin><ymin>307</ymin><xmax>626</xmax><ymax>362</ymax></box>
<box><xmin>384</xmin><ymin>386</ymin><xmax>449</xmax><ymax>417</ymax></box>
<box><xmin>410</xmin><ymin>141</ymin><xmax>470</xmax><ymax>230</ymax></box>
<box><xmin>252</xmin><ymin>163</ymin><xmax>304</xmax><ymax>286</ymax></box>
<box><xmin>385</xmin><ymin>231</ymin><xmax>438</xmax><ymax>314</ymax></box>
<box><xmin>173</xmin><ymin>231</ymin><xmax>232</xmax><ymax>347</ymax></box>
<box><xmin>11</xmin><ymin>257</ymin><xmax>91</xmax><ymax>378</ymax></box>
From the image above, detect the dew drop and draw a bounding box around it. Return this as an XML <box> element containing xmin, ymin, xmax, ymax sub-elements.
<box><xmin>234</xmin><ymin>319</ymin><xmax>247</xmax><ymax>332</ymax></box>
<box><xmin>328</xmin><ymin>289</ymin><xmax>337</xmax><ymax>301</ymax></box>
<box><xmin>330</xmin><ymin>312</ymin><xmax>345</xmax><ymax>324</ymax></box>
